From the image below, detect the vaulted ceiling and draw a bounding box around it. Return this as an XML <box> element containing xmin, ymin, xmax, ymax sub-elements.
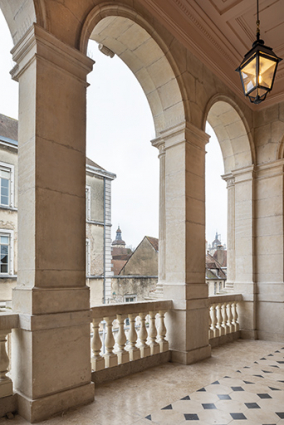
<box><xmin>140</xmin><ymin>0</ymin><xmax>284</xmax><ymax>109</ymax></box>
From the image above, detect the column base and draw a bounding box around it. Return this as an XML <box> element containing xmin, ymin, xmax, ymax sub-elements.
<box><xmin>17</xmin><ymin>382</ymin><xmax>94</xmax><ymax>423</ymax></box>
<box><xmin>171</xmin><ymin>344</ymin><xmax>211</xmax><ymax>365</ymax></box>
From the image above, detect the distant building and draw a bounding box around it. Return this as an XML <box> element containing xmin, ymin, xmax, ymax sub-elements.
<box><xmin>119</xmin><ymin>236</ymin><xmax>158</xmax><ymax>276</ymax></box>
<box><xmin>111</xmin><ymin>226</ymin><xmax>132</xmax><ymax>275</ymax></box>
<box><xmin>207</xmin><ymin>231</ymin><xmax>227</xmax><ymax>256</ymax></box>
<box><xmin>206</xmin><ymin>253</ymin><xmax>227</xmax><ymax>296</ymax></box>
<box><xmin>110</xmin><ymin>233</ymin><xmax>158</xmax><ymax>303</ymax></box>
<box><xmin>0</xmin><ymin>113</ymin><xmax>116</xmax><ymax>305</ymax></box>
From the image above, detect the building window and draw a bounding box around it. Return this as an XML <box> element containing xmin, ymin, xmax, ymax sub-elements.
<box><xmin>124</xmin><ymin>295</ymin><xmax>137</xmax><ymax>303</ymax></box>
<box><xmin>86</xmin><ymin>186</ymin><xmax>91</xmax><ymax>220</ymax></box>
<box><xmin>0</xmin><ymin>231</ymin><xmax>13</xmax><ymax>275</ymax></box>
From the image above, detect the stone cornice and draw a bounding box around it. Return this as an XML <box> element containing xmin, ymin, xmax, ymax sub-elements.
<box><xmin>10</xmin><ymin>24</ymin><xmax>94</xmax><ymax>82</ymax></box>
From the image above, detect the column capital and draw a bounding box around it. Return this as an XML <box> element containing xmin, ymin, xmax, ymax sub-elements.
<box><xmin>222</xmin><ymin>173</ymin><xmax>235</xmax><ymax>188</ymax></box>
<box><xmin>151</xmin><ymin>137</ymin><xmax>165</xmax><ymax>157</ymax></box>
<box><xmin>153</xmin><ymin>121</ymin><xmax>209</xmax><ymax>151</ymax></box>
<box><xmin>10</xmin><ymin>23</ymin><xmax>94</xmax><ymax>83</ymax></box>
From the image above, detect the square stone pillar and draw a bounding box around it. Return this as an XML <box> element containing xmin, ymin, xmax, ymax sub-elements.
<box><xmin>10</xmin><ymin>24</ymin><xmax>95</xmax><ymax>422</ymax></box>
<box><xmin>231</xmin><ymin>166</ymin><xmax>257</xmax><ymax>340</ymax></box>
<box><xmin>162</xmin><ymin>122</ymin><xmax>211</xmax><ymax>364</ymax></box>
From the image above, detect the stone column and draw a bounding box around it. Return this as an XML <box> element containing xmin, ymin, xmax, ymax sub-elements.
<box><xmin>152</xmin><ymin>138</ymin><xmax>166</xmax><ymax>296</ymax></box>
<box><xmin>10</xmin><ymin>25</ymin><xmax>95</xmax><ymax>422</ymax></box>
<box><xmin>222</xmin><ymin>173</ymin><xmax>235</xmax><ymax>291</ymax></box>
<box><xmin>232</xmin><ymin>166</ymin><xmax>257</xmax><ymax>339</ymax></box>
<box><xmin>162</xmin><ymin>121</ymin><xmax>211</xmax><ymax>364</ymax></box>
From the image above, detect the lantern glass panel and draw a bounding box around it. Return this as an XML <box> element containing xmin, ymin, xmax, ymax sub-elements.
<box><xmin>241</xmin><ymin>56</ymin><xmax>257</xmax><ymax>95</ymax></box>
<box><xmin>259</xmin><ymin>54</ymin><xmax>277</xmax><ymax>89</ymax></box>
<box><xmin>248</xmin><ymin>86</ymin><xmax>267</xmax><ymax>99</ymax></box>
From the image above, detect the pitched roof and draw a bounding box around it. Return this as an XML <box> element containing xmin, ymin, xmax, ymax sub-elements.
<box><xmin>146</xmin><ymin>236</ymin><xmax>159</xmax><ymax>252</ymax></box>
<box><xmin>213</xmin><ymin>249</ymin><xmax>227</xmax><ymax>268</ymax></box>
<box><xmin>86</xmin><ymin>157</ymin><xmax>105</xmax><ymax>170</ymax></box>
<box><xmin>0</xmin><ymin>114</ymin><xmax>18</xmax><ymax>143</ymax></box>
<box><xmin>112</xmin><ymin>259</ymin><xmax>127</xmax><ymax>276</ymax></box>
<box><xmin>206</xmin><ymin>253</ymin><xmax>226</xmax><ymax>280</ymax></box>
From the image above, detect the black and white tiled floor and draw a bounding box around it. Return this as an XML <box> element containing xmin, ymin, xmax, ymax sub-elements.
<box><xmin>144</xmin><ymin>347</ymin><xmax>284</xmax><ymax>424</ymax></box>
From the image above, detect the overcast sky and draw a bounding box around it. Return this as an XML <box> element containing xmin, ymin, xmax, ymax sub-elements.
<box><xmin>0</xmin><ymin>11</ymin><xmax>227</xmax><ymax>248</ymax></box>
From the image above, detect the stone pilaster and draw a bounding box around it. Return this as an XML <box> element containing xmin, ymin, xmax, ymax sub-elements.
<box><xmin>162</xmin><ymin>121</ymin><xmax>211</xmax><ymax>364</ymax></box>
<box><xmin>10</xmin><ymin>24</ymin><xmax>95</xmax><ymax>422</ymax></box>
<box><xmin>151</xmin><ymin>138</ymin><xmax>166</xmax><ymax>297</ymax></box>
<box><xmin>222</xmin><ymin>173</ymin><xmax>235</xmax><ymax>291</ymax></box>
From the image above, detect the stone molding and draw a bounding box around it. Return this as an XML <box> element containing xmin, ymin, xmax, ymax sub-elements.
<box><xmin>231</xmin><ymin>165</ymin><xmax>255</xmax><ymax>184</ymax></box>
<box><xmin>153</xmin><ymin>121</ymin><xmax>209</xmax><ymax>152</ymax></box>
<box><xmin>17</xmin><ymin>310</ymin><xmax>91</xmax><ymax>332</ymax></box>
<box><xmin>11</xmin><ymin>24</ymin><xmax>94</xmax><ymax>83</ymax></box>
<box><xmin>222</xmin><ymin>173</ymin><xmax>235</xmax><ymax>188</ymax></box>
<box><xmin>255</xmin><ymin>159</ymin><xmax>284</xmax><ymax>180</ymax></box>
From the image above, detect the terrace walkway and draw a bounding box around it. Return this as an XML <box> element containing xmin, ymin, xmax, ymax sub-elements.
<box><xmin>1</xmin><ymin>340</ymin><xmax>283</xmax><ymax>425</ymax></box>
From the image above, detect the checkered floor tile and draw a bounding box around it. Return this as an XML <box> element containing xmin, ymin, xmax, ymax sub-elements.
<box><xmin>145</xmin><ymin>346</ymin><xmax>284</xmax><ymax>424</ymax></box>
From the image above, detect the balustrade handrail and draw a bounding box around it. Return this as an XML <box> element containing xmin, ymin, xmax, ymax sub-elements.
<box><xmin>0</xmin><ymin>310</ymin><xmax>19</xmax><ymax>399</ymax></box>
<box><xmin>0</xmin><ymin>310</ymin><xmax>19</xmax><ymax>330</ymax></box>
<box><xmin>91</xmin><ymin>299</ymin><xmax>172</xmax><ymax>318</ymax></box>
<box><xmin>209</xmin><ymin>294</ymin><xmax>242</xmax><ymax>304</ymax></box>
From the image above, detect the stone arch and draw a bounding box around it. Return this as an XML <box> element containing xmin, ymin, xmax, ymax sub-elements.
<box><xmin>80</xmin><ymin>4</ymin><xmax>186</xmax><ymax>137</ymax></box>
<box><xmin>203</xmin><ymin>95</ymin><xmax>255</xmax><ymax>174</ymax></box>
<box><xmin>0</xmin><ymin>0</ymin><xmax>46</xmax><ymax>45</ymax></box>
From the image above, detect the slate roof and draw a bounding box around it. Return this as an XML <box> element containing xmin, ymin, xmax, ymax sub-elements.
<box><xmin>0</xmin><ymin>114</ymin><xmax>18</xmax><ymax>145</ymax></box>
<box><xmin>86</xmin><ymin>157</ymin><xmax>105</xmax><ymax>170</ymax></box>
<box><xmin>206</xmin><ymin>253</ymin><xmax>227</xmax><ymax>280</ymax></box>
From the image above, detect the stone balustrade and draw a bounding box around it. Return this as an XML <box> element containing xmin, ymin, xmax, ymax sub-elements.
<box><xmin>91</xmin><ymin>300</ymin><xmax>172</xmax><ymax>372</ymax></box>
<box><xmin>208</xmin><ymin>294</ymin><xmax>242</xmax><ymax>347</ymax></box>
<box><xmin>0</xmin><ymin>311</ymin><xmax>18</xmax><ymax>399</ymax></box>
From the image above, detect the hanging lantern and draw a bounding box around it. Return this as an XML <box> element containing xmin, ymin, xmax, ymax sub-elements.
<box><xmin>236</xmin><ymin>0</ymin><xmax>282</xmax><ymax>105</ymax></box>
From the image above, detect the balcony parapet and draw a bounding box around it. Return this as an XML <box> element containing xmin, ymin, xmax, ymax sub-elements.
<box><xmin>90</xmin><ymin>300</ymin><xmax>172</xmax><ymax>384</ymax></box>
<box><xmin>209</xmin><ymin>294</ymin><xmax>242</xmax><ymax>347</ymax></box>
<box><xmin>0</xmin><ymin>310</ymin><xmax>19</xmax><ymax>416</ymax></box>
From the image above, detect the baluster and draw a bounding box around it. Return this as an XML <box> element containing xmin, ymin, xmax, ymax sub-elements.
<box><xmin>148</xmin><ymin>311</ymin><xmax>160</xmax><ymax>355</ymax></box>
<box><xmin>91</xmin><ymin>318</ymin><xmax>105</xmax><ymax>371</ymax></box>
<box><xmin>116</xmin><ymin>314</ymin><xmax>129</xmax><ymax>364</ymax></box>
<box><xmin>209</xmin><ymin>306</ymin><xmax>214</xmax><ymax>339</ymax></box>
<box><xmin>226</xmin><ymin>302</ymin><xmax>233</xmax><ymax>334</ymax></box>
<box><xmin>216</xmin><ymin>303</ymin><xmax>224</xmax><ymax>337</ymax></box>
<box><xmin>138</xmin><ymin>312</ymin><xmax>150</xmax><ymax>358</ymax></box>
<box><xmin>221</xmin><ymin>303</ymin><xmax>229</xmax><ymax>335</ymax></box>
<box><xmin>232</xmin><ymin>302</ymin><xmax>239</xmax><ymax>332</ymax></box>
<box><xmin>0</xmin><ymin>330</ymin><xmax>13</xmax><ymax>397</ymax></box>
<box><xmin>158</xmin><ymin>310</ymin><xmax>169</xmax><ymax>352</ymax></box>
<box><xmin>104</xmin><ymin>315</ymin><xmax>118</xmax><ymax>368</ymax></box>
<box><xmin>211</xmin><ymin>304</ymin><xmax>217</xmax><ymax>338</ymax></box>
<box><xmin>128</xmin><ymin>314</ymin><xmax>140</xmax><ymax>361</ymax></box>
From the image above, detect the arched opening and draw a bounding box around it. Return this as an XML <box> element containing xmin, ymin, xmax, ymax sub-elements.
<box><xmin>205</xmin><ymin>122</ymin><xmax>227</xmax><ymax>295</ymax></box>
<box><xmin>205</xmin><ymin>98</ymin><xmax>254</xmax><ymax>293</ymax></box>
<box><xmin>81</xmin><ymin>10</ymin><xmax>186</xmax><ymax>304</ymax></box>
<box><xmin>81</xmin><ymin>11</ymin><xmax>186</xmax><ymax>137</ymax></box>
<box><xmin>0</xmin><ymin>9</ymin><xmax>19</xmax><ymax>304</ymax></box>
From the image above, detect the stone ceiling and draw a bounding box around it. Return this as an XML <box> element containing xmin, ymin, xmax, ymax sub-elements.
<box><xmin>140</xmin><ymin>0</ymin><xmax>284</xmax><ymax>110</ymax></box>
